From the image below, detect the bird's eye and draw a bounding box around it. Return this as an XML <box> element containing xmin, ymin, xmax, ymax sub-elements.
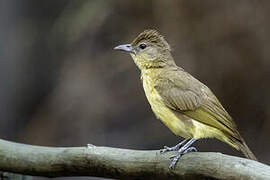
<box><xmin>139</xmin><ymin>43</ymin><xmax>147</xmax><ymax>49</ymax></box>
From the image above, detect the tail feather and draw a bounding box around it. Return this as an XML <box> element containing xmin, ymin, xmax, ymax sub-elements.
<box><xmin>229</xmin><ymin>133</ymin><xmax>257</xmax><ymax>161</ymax></box>
<box><xmin>237</xmin><ymin>139</ymin><xmax>257</xmax><ymax>161</ymax></box>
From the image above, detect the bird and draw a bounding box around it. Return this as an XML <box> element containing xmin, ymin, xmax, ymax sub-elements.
<box><xmin>114</xmin><ymin>29</ymin><xmax>257</xmax><ymax>168</ymax></box>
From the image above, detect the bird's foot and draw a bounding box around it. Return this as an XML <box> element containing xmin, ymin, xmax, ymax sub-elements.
<box><xmin>160</xmin><ymin>139</ymin><xmax>188</xmax><ymax>153</ymax></box>
<box><xmin>169</xmin><ymin>146</ymin><xmax>197</xmax><ymax>169</ymax></box>
<box><xmin>161</xmin><ymin>138</ymin><xmax>197</xmax><ymax>169</ymax></box>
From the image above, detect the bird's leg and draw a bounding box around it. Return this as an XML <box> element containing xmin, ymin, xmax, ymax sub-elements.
<box><xmin>160</xmin><ymin>139</ymin><xmax>188</xmax><ymax>153</ymax></box>
<box><xmin>169</xmin><ymin>138</ymin><xmax>197</xmax><ymax>169</ymax></box>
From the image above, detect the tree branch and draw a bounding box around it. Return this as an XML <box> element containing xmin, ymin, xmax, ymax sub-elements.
<box><xmin>0</xmin><ymin>139</ymin><xmax>269</xmax><ymax>179</ymax></box>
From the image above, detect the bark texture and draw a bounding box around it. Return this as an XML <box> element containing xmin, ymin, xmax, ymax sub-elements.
<box><xmin>0</xmin><ymin>139</ymin><xmax>269</xmax><ymax>180</ymax></box>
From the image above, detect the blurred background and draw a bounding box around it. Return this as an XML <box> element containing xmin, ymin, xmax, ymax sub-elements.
<box><xmin>0</xmin><ymin>0</ymin><xmax>269</xmax><ymax>179</ymax></box>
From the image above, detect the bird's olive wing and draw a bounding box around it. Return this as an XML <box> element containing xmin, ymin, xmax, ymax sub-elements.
<box><xmin>157</xmin><ymin>86</ymin><xmax>202</xmax><ymax>111</ymax></box>
<box><xmin>154</xmin><ymin>69</ymin><xmax>204</xmax><ymax>111</ymax></box>
<box><xmin>154</xmin><ymin>69</ymin><xmax>237</xmax><ymax>136</ymax></box>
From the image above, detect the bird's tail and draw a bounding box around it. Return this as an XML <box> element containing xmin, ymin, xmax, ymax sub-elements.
<box><xmin>231</xmin><ymin>134</ymin><xmax>257</xmax><ymax>161</ymax></box>
<box><xmin>237</xmin><ymin>139</ymin><xmax>257</xmax><ymax>161</ymax></box>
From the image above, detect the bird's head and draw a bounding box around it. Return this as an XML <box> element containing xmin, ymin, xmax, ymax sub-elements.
<box><xmin>114</xmin><ymin>29</ymin><xmax>175</xmax><ymax>70</ymax></box>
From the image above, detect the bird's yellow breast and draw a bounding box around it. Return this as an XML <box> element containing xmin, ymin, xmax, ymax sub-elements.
<box><xmin>141</xmin><ymin>71</ymin><xmax>193</xmax><ymax>138</ymax></box>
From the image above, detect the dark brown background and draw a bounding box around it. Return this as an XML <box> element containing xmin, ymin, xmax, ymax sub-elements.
<box><xmin>0</xmin><ymin>1</ymin><xmax>269</xmax><ymax>179</ymax></box>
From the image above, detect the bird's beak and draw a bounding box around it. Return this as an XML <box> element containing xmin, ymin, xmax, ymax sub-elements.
<box><xmin>114</xmin><ymin>44</ymin><xmax>135</xmax><ymax>54</ymax></box>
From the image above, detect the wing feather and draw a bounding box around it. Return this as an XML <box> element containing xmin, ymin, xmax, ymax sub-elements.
<box><xmin>155</xmin><ymin>68</ymin><xmax>237</xmax><ymax>137</ymax></box>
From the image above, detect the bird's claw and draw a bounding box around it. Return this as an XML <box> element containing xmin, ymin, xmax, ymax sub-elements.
<box><xmin>169</xmin><ymin>146</ymin><xmax>197</xmax><ymax>169</ymax></box>
<box><xmin>185</xmin><ymin>147</ymin><xmax>197</xmax><ymax>153</ymax></box>
<box><xmin>160</xmin><ymin>139</ymin><xmax>189</xmax><ymax>154</ymax></box>
<box><xmin>160</xmin><ymin>139</ymin><xmax>197</xmax><ymax>169</ymax></box>
<box><xmin>160</xmin><ymin>146</ymin><xmax>175</xmax><ymax>153</ymax></box>
<box><xmin>160</xmin><ymin>144</ymin><xmax>184</xmax><ymax>154</ymax></box>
